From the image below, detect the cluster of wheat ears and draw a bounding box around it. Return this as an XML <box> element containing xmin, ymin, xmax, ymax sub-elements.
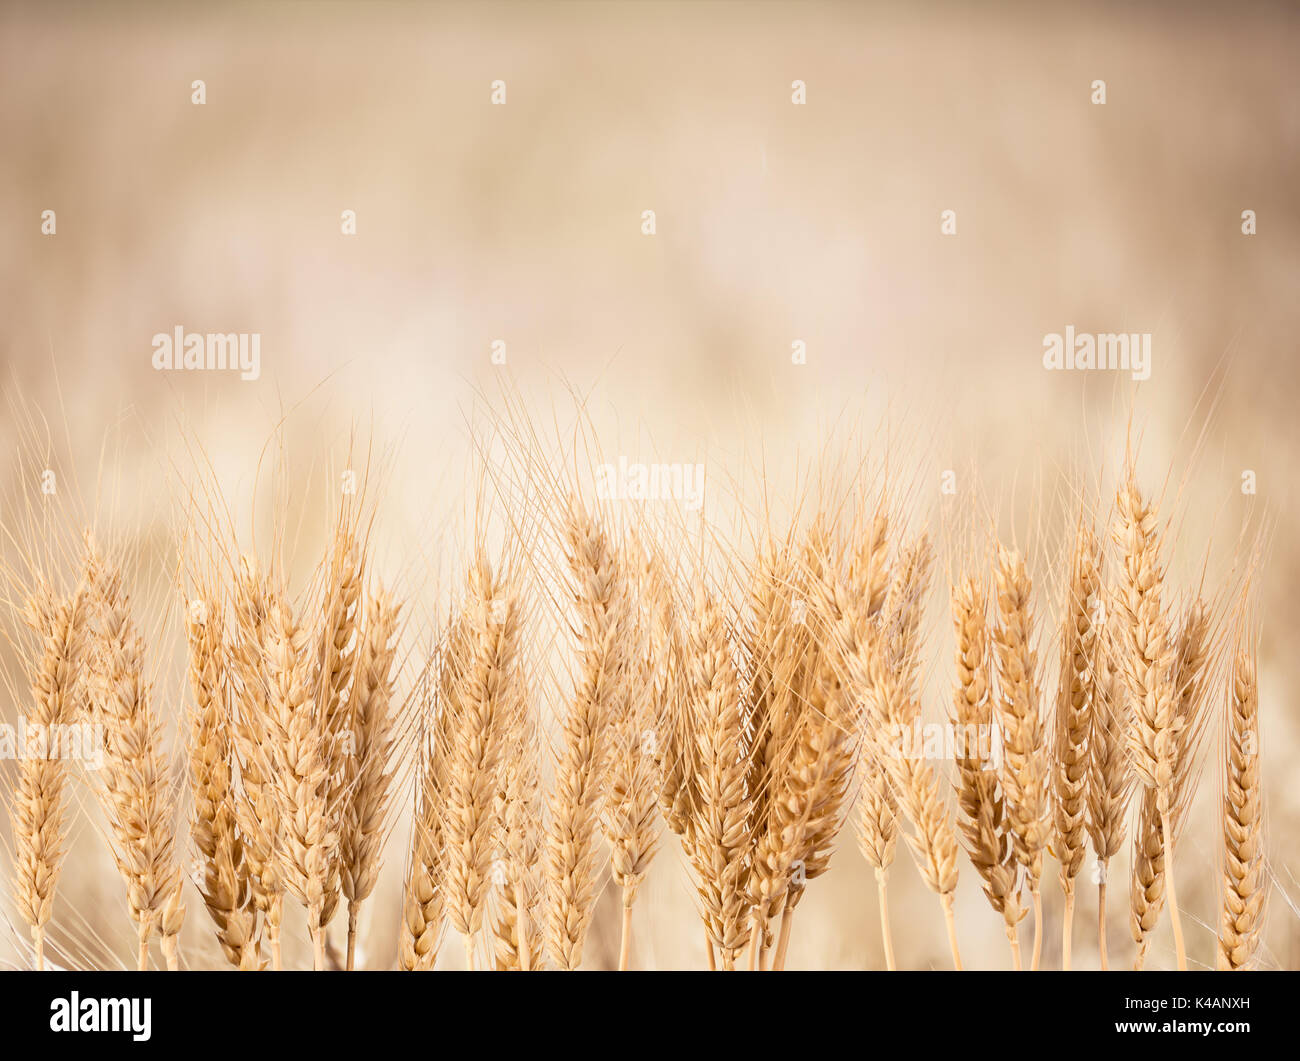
<box><xmin>2</xmin><ymin>439</ymin><xmax>1267</xmax><ymax>973</ymax></box>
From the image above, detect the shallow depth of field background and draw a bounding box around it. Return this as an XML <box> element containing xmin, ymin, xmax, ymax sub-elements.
<box><xmin>1</xmin><ymin>1</ymin><xmax>1297</xmax><ymax>969</ymax></box>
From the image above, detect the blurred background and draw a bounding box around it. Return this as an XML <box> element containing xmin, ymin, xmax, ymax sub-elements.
<box><xmin>1</xmin><ymin>0</ymin><xmax>1297</xmax><ymax>970</ymax></box>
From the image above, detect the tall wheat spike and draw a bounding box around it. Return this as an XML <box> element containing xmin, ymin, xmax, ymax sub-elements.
<box><xmin>859</xmin><ymin>536</ymin><xmax>962</xmax><ymax>968</ymax></box>
<box><xmin>1086</xmin><ymin>607</ymin><xmax>1130</xmax><ymax>969</ymax></box>
<box><xmin>823</xmin><ymin>509</ymin><xmax>896</xmax><ymax>968</ymax></box>
<box><xmin>544</xmin><ymin>499</ymin><xmax>627</xmax><ymax>969</ymax></box>
<box><xmin>684</xmin><ymin>586</ymin><xmax>753</xmax><ymax>970</ymax></box>
<box><xmin>746</xmin><ymin>535</ymin><xmax>810</xmax><ymax>966</ymax></box>
<box><xmin>604</xmin><ymin>540</ymin><xmax>664</xmax><ymax>970</ymax></box>
<box><xmin>85</xmin><ymin>546</ymin><xmax>185</xmax><ymax>970</ymax></box>
<box><xmin>1051</xmin><ymin>523</ymin><xmax>1101</xmax><ymax>969</ymax></box>
<box><xmin>10</xmin><ymin>581</ymin><xmax>86</xmax><ymax>970</ymax></box>
<box><xmin>314</xmin><ymin>530</ymin><xmax>363</xmax><ymax>936</ymax></box>
<box><xmin>1113</xmin><ymin>476</ymin><xmax>1187</xmax><ymax>967</ymax></box>
<box><xmin>643</xmin><ymin>547</ymin><xmax>692</xmax><ymax>849</ymax></box>
<box><xmin>444</xmin><ymin>556</ymin><xmax>519</xmax><ymax>967</ymax></box>
<box><xmin>1218</xmin><ymin>635</ymin><xmax>1264</xmax><ymax>970</ymax></box>
<box><xmin>494</xmin><ymin>697</ymin><xmax>545</xmax><ymax>971</ymax></box>
<box><xmin>770</xmin><ymin>524</ymin><xmax>860</xmax><ymax>970</ymax></box>
<box><xmin>991</xmin><ymin>544</ymin><xmax>1048</xmax><ymax>970</ymax></box>
<box><xmin>263</xmin><ymin>592</ymin><xmax>337</xmax><ymax>969</ymax></box>
<box><xmin>950</xmin><ymin>576</ymin><xmax>1023</xmax><ymax>967</ymax></box>
<box><xmin>339</xmin><ymin>589</ymin><xmax>401</xmax><ymax>970</ymax></box>
<box><xmin>399</xmin><ymin>623</ymin><xmax>461</xmax><ymax>971</ymax></box>
<box><xmin>1128</xmin><ymin>598</ymin><xmax>1210</xmax><ymax>968</ymax></box>
<box><xmin>228</xmin><ymin>557</ymin><xmax>284</xmax><ymax>968</ymax></box>
<box><xmin>185</xmin><ymin>592</ymin><xmax>258</xmax><ymax>969</ymax></box>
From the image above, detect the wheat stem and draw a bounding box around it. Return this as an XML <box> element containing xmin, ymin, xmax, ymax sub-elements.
<box><xmin>875</xmin><ymin>869</ymin><xmax>896</xmax><ymax>970</ymax></box>
<box><xmin>941</xmin><ymin>892</ymin><xmax>962</xmax><ymax>970</ymax></box>
<box><xmin>1160</xmin><ymin>807</ymin><xmax>1187</xmax><ymax>970</ymax></box>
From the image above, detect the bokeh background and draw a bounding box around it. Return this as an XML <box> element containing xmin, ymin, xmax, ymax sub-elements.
<box><xmin>1</xmin><ymin>0</ymin><xmax>1297</xmax><ymax>969</ymax></box>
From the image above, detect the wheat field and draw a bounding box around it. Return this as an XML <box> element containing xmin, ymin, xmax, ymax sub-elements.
<box><xmin>0</xmin><ymin>1</ymin><xmax>1296</xmax><ymax>972</ymax></box>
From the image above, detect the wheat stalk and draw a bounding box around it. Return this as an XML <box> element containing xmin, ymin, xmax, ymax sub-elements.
<box><xmin>263</xmin><ymin>592</ymin><xmax>337</xmax><ymax>969</ymax></box>
<box><xmin>543</xmin><ymin>499</ymin><xmax>627</xmax><ymax>969</ymax></box>
<box><xmin>684</xmin><ymin>586</ymin><xmax>753</xmax><ymax>970</ymax></box>
<box><xmin>444</xmin><ymin>556</ymin><xmax>519</xmax><ymax>967</ymax></box>
<box><xmin>494</xmin><ymin>695</ymin><xmax>544</xmax><ymax>971</ymax></box>
<box><xmin>604</xmin><ymin>540</ymin><xmax>664</xmax><ymax>970</ymax></box>
<box><xmin>398</xmin><ymin>625</ymin><xmax>460</xmax><ymax>971</ymax></box>
<box><xmin>1128</xmin><ymin>597</ymin><xmax>1210</xmax><ymax>968</ymax></box>
<box><xmin>849</xmin><ymin>509</ymin><xmax>898</xmax><ymax>972</ymax></box>
<box><xmin>1086</xmin><ymin>607</ymin><xmax>1130</xmax><ymax>969</ymax></box>
<box><xmin>185</xmin><ymin>593</ymin><xmax>258</xmax><ymax>969</ymax></box>
<box><xmin>1051</xmin><ymin>523</ymin><xmax>1101</xmax><ymax>969</ymax></box>
<box><xmin>10</xmin><ymin>581</ymin><xmax>86</xmax><ymax>970</ymax></box>
<box><xmin>228</xmin><ymin>557</ymin><xmax>284</xmax><ymax>968</ymax></box>
<box><xmin>85</xmin><ymin>546</ymin><xmax>185</xmax><ymax>970</ymax></box>
<box><xmin>314</xmin><ymin>530</ymin><xmax>363</xmax><ymax>936</ymax></box>
<box><xmin>1218</xmin><ymin>636</ymin><xmax>1264</xmax><ymax>970</ymax></box>
<box><xmin>339</xmin><ymin>588</ymin><xmax>401</xmax><ymax>969</ymax></box>
<box><xmin>991</xmin><ymin>543</ymin><xmax>1048</xmax><ymax>970</ymax></box>
<box><xmin>745</xmin><ymin>536</ymin><xmax>810</xmax><ymax>967</ymax></box>
<box><xmin>950</xmin><ymin>576</ymin><xmax>1023</xmax><ymax>968</ymax></box>
<box><xmin>769</xmin><ymin>526</ymin><xmax>860</xmax><ymax>970</ymax></box>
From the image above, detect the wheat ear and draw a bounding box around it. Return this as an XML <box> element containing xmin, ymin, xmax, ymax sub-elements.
<box><xmin>1086</xmin><ymin>608</ymin><xmax>1130</xmax><ymax>969</ymax></box>
<box><xmin>604</xmin><ymin>542</ymin><xmax>664</xmax><ymax>970</ymax></box>
<box><xmin>746</xmin><ymin>537</ymin><xmax>811</xmax><ymax>964</ymax></box>
<box><xmin>10</xmin><ymin>582</ymin><xmax>86</xmax><ymax>969</ymax></box>
<box><xmin>229</xmin><ymin>558</ymin><xmax>284</xmax><ymax>968</ymax></box>
<box><xmin>543</xmin><ymin>500</ymin><xmax>627</xmax><ymax>969</ymax></box>
<box><xmin>314</xmin><ymin>531</ymin><xmax>362</xmax><ymax>936</ymax></box>
<box><xmin>951</xmin><ymin>576</ymin><xmax>1023</xmax><ymax>968</ymax></box>
<box><xmin>339</xmin><ymin>589</ymin><xmax>401</xmax><ymax>969</ymax></box>
<box><xmin>398</xmin><ymin>627</ymin><xmax>460</xmax><ymax>971</ymax></box>
<box><xmin>1113</xmin><ymin>476</ymin><xmax>1185</xmax><ymax>968</ymax></box>
<box><xmin>444</xmin><ymin>556</ymin><xmax>519</xmax><ymax>967</ymax></box>
<box><xmin>1128</xmin><ymin>598</ymin><xmax>1210</xmax><ymax>968</ymax></box>
<box><xmin>85</xmin><ymin>547</ymin><xmax>186</xmax><ymax>970</ymax></box>
<box><xmin>185</xmin><ymin>594</ymin><xmax>258</xmax><ymax>969</ymax></box>
<box><xmin>684</xmin><ymin>587</ymin><xmax>753</xmax><ymax>970</ymax></box>
<box><xmin>264</xmin><ymin>593</ymin><xmax>337</xmax><ymax>969</ymax></box>
<box><xmin>1218</xmin><ymin>637</ymin><xmax>1264</xmax><ymax>970</ymax></box>
<box><xmin>820</xmin><ymin>510</ymin><xmax>895</xmax><ymax>968</ymax></box>
<box><xmin>1051</xmin><ymin>523</ymin><xmax>1101</xmax><ymax>969</ymax></box>
<box><xmin>991</xmin><ymin>544</ymin><xmax>1048</xmax><ymax>971</ymax></box>
<box><xmin>494</xmin><ymin>697</ymin><xmax>545</xmax><ymax>971</ymax></box>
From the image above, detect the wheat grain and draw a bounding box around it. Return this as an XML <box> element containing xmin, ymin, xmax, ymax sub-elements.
<box><xmin>991</xmin><ymin>544</ymin><xmax>1048</xmax><ymax>970</ymax></box>
<box><xmin>10</xmin><ymin>581</ymin><xmax>86</xmax><ymax>970</ymax></box>
<box><xmin>85</xmin><ymin>546</ymin><xmax>186</xmax><ymax>970</ymax></box>
<box><xmin>1051</xmin><ymin>522</ymin><xmax>1101</xmax><ymax>969</ymax></box>
<box><xmin>314</xmin><ymin>530</ymin><xmax>363</xmax><ymax>935</ymax></box>
<box><xmin>398</xmin><ymin>627</ymin><xmax>460</xmax><ymax>971</ymax></box>
<box><xmin>684</xmin><ymin>586</ymin><xmax>753</xmax><ymax>970</ymax></box>
<box><xmin>1086</xmin><ymin>609</ymin><xmax>1130</xmax><ymax>969</ymax></box>
<box><xmin>1128</xmin><ymin>597</ymin><xmax>1210</xmax><ymax>968</ymax></box>
<box><xmin>263</xmin><ymin>592</ymin><xmax>337</xmax><ymax>969</ymax></box>
<box><xmin>543</xmin><ymin>499</ymin><xmax>627</xmax><ymax>969</ymax></box>
<box><xmin>494</xmin><ymin>698</ymin><xmax>545</xmax><ymax>971</ymax></box>
<box><xmin>444</xmin><ymin>556</ymin><xmax>519</xmax><ymax>965</ymax></box>
<box><xmin>1218</xmin><ymin>638</ymin><xmax>1264</xmax><ymax>970</ymax></box>
<box><xmin>950</xmin><ymin>576</ymin><xmax>1023</xmax><ymax>967</ymax></box>
<box><xmin>604</xmin><ymin>539</ymin><xmax>664</xmax><ymax>969</ymax></box>
<box><xmin>339</xmin><ymin>589</ymin><xmax>401</xmax><ymax>969</ymax></box>
<box><xmin>228</xmin><ymin>557</ymin><xmax>284</xmax><ymax>968</ymax></box>
<box><xmin>185</xmin><ymin>593</ymin><xmax>258</xmax><ymax>969</ymax></box>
